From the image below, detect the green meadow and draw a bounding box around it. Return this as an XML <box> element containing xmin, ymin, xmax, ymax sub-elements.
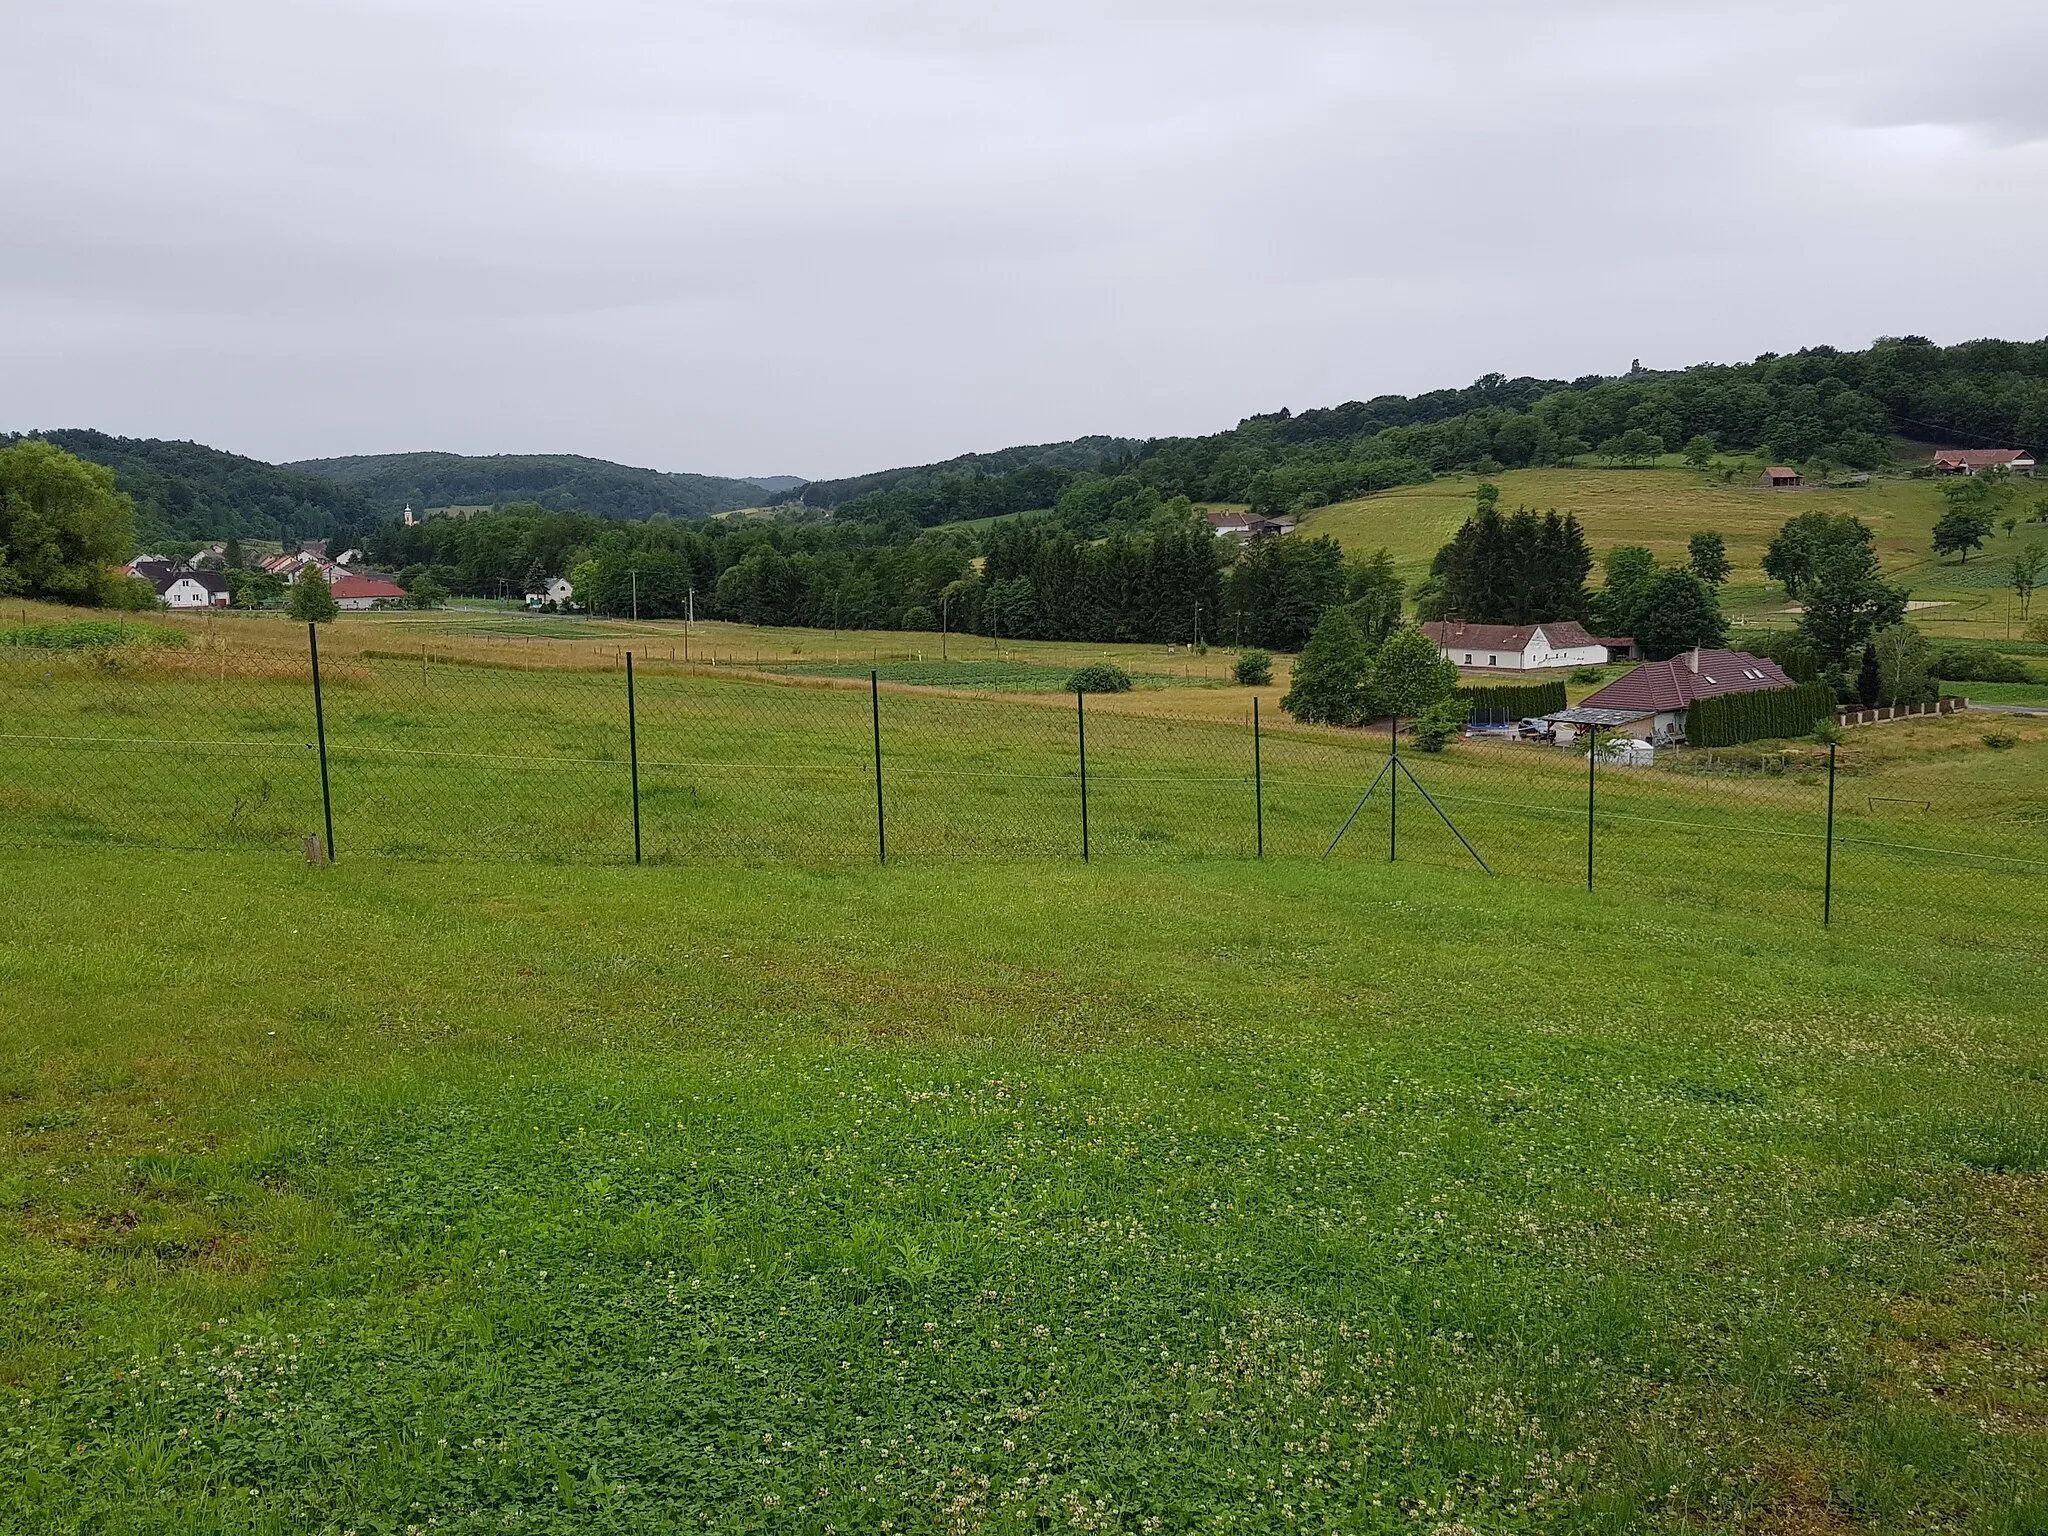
<box><xmin>2</xmin><ymin>616</ymin><xmax>2047</xmax><ymax>1532</ymax></box>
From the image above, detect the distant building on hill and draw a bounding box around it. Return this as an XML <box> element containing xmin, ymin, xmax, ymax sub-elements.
<box><xmin>1204</xmin><ymin>509</ymin><xmax>1294</xmax><ymax>540</ymax></box>
<box><xmin>1760</xmin><ymin>467</ymin><xmax>1803</xmax><ymax>489</ymax></box>
<box><xmin>1423</xmin><ymin>621</ymin><xmax>1609</xmax><ymax>672</ymax></box>
<box><xmin>1931</xmin><ymin>449</ymin><xmax>2034</xmax><ymax>477</ymax></box>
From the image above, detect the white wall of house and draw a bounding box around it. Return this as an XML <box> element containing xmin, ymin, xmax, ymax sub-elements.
<box><xmin>1443</xmin><ymin>628</ymin><xmax>1607</xmax><ymax>671</ymax></box>
<box><xmin>162</xmin><ymin>578</ymin><xmax>217</xmax><ymax>609</ymax></box>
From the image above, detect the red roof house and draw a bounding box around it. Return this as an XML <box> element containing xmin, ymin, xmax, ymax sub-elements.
<box><xmin>328</xmin><ymin>573</ymin><xmax>407</xmax><ymax>610</ymax></box>
<box><xmin>1566</xmin><ymin>648</ymin><xmax>1793</xmax><ymax>742</ymax></box>
<box><xmin>1931</xmin><ymin>449</ymin><xmax>2034</xmax><ymax>476</ymax></box>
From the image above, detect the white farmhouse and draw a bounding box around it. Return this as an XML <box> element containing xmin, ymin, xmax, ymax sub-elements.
<box><xmin>525</xmin><ymin>576</ymin><xmax>574</xmax><ymax>609</ymax></box>
<box><xmin>134</xmin><ymin>562</ymin><xmax>230</xmax><ymax>609</ymax></box>
<box><xmin>1422</xmin><ymin>621</ymin><xmax>1608</xmax><ymax>672</ymax></box>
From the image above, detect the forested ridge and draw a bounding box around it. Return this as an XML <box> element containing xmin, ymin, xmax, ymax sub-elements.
<box><xmin>0</xmin><ymin>429</ymin><xmax>380</xmax><ymax>549</ymax></box>
<box><xmin>286</xmin><ymin>451</ymin><xmax>771</xmax><ymax>522</ymax></box>
<box><xmin>795</xmin><ymin>335</ymin><xmax>2048</xmax><ymax>533</ymax></box>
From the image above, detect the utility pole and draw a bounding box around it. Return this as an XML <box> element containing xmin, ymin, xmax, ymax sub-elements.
<box><xmin>685</xmin><ymin>587</ymin><xmax>694</xmax><ymax>661</ymax></box>
<box><xmin>1192</xmin><ymin>600</ymin><xmax>1202</xmax><ymax>651</ymax></box>
<box><xmin>940</xmin><ymin>591</ymin><xmax>950</xmax><ymax>661</ymax></box>
<box><xmin>631</xmin><ymin>568</ymin><xmax>638</xmax><ymax>623</ymax></box>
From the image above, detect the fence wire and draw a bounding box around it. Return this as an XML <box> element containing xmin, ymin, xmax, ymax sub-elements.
<box><xmin>2</xmin><ymin>626</ymin><xmax>2043</xmax><ymax>949</ymax></box>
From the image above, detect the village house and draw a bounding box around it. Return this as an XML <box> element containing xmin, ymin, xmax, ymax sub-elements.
<box><xmin>525</xmin><ymin>576</ymin><xmax>574</xmax><ymax>609</ymax></box>
<box><xmin>1548</xmin><ymin>647</ymin><xmax>1792</xmax><ymax>745</ymax></box>
<box><xmin>328</xmin><ymin>573</ymin><xmax>408</xmax><ymax>611</ymax></box>
<box><xmin>127</xmin><ymin>558</ymin><xmax>229</xmax><ymax>609</ymax></box>
<box><xmin>1931</xmin><ymin>449</ymin><xmax>2034</xmax><ymax>477</ymax></box>
<box><xmin>1421</xmin><ymin>620</ymin><xmax>1609</xmax><ymax>672</ymax></box>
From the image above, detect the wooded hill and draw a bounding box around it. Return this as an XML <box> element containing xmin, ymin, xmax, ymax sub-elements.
<box><xmin>0</xmin><ymin>429</ymin><xmax>382</xmax><ymax>550</ymax></box>
<box><xmin>813</xmin><ymin>335</ymin><xmax>2048</xmax><ymax>528</ymax></box>
<box><xmin>286</xmin><ymin>452</ymin><xmax>774</xmax><ymax>523</ymax></box>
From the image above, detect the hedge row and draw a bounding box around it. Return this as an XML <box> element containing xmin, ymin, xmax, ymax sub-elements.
<box><xmin>1457</xmin><ymin>680</ymin><xmax>1567</xmax><ymax>725</ymax></box>
<box><xmin>1685</xmin><ymin>683</ymin><xmax>1837</xmax><ymax>747</ymax></box>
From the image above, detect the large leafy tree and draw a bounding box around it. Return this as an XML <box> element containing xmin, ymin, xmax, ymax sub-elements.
<box><xmin>1368</xmin><ymin>625</ymin><xmax>1459</xmax><ymax>720</ymax></box>
<box><xmin>1631</xmin><ymin>570</ymin><xmax>1727</xmax><ymax>659</ymax></box>
<box><xmin>1797</xmin><ymin>526</ymin><xmax>1907</xmax><ymax>666</ymax></box>
<box><xmin>0</xmin><ymin>439</ymin><xmax>135</xmax><ymax>603</ymax></box>
<box><xmin>1281</xmin><ymin>608</ymin><xmax>1375</xmax><ymax>726</ymax></box>
<box><xmin>288</xmin><ymin>566</ymin><xmax>339</xmax><ymax>623</ymax></box>
<box><xmin>1686</xmin><ymin>531</ymin><xmax>1730</xmax><ymax>585</ymax></box>
<box><xmin>1763</xmin><ymin>511</ymin><xmax>1875</xmax><ymax>598</ymax></box>
<box><xmin>1932</xmin><ymin>503</ymin><xmax>1993</xmax><ymax>562</ymax></box>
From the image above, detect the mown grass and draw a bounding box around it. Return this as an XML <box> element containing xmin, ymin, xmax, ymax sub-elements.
<box><xmin>1</xmin><ymin>850</ymin><xmax>2045</xmax><ymax>1533</ymax></box>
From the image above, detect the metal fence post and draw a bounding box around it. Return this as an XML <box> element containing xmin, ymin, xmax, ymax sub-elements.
<box><xmin>1824</xmin><ymin>738</ymin><xmax>1837</xmax><ymax>926</ymax></box>
<box><xmin>871</xmin><ymin>669</ymin><xmax>886</xmax><ymax>866</ymax></box>
<box><xmin>627</xmin><ymin>651</ymin><xmax>642</xmax><ymax>865</ymax></box>
<box><xmin>1253</xmin><ymin>696</ymin><xmax>1264</xmax><ymax>860</ymax></box>
<box><xmin>1387</xmin><ymin>714</ymin><xmax>1397</xmax><ymax>863</ymax></box>
<box><xmin>1077</xmin><ymin>686</ymin><xmax>1090</xmax><ymax>862</ymax></box>
<box><xmin>308</xmin><ymin>622</ymin><xmax>335</xmax><ymax>861</ymax></box>
<box><xmin>1586</xmin><ymin>737</ymin><xmax>1596</xmax><ymax>891</ymax></box>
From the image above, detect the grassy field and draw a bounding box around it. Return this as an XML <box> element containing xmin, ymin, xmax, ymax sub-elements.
<box><xmin>2</xmin><ymin>847</ymin><xmax>2046</xmax><ymax>1534</ymax></box>
<box><xmin>1299</xmin><ymin>465</ymin><xmax>2048</xmax><ymax>644</ymax></box>
<box><xmin>4</xmin><ymin>601</ymin><xmax>2048</xmax><ymax>1530</ymax></box>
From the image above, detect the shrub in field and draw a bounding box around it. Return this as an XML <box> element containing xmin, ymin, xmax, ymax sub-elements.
<box><xmin>1409</xmin><ymin>695</ymin><xmax>1469</xmax><ymax>752</ymax></box>
<box><xmin>1930</xmin><ymin>645</ymin><xmax>2030</xmax><ymax>684</ymax></box>
<box><xmin>1983</xmin><ymin>733</ymin><xmax>2018</xmax><ymax>750</ymax></box>
<box><xmin>100</xmin><ymin>575</ymin><xmax>163</xmax><ymax>611</ymax></box>
<box><xmin>0</xmin><ymin>621</ymin><xmax>186</xmax><ymax>651</ymax></box>
<box><xmin>1233</xmin><ymin>649</ymin><xmax>1272</xmax><ymax>687</ymax></box>
<box><xmin>1570</xmin><ymin>666</ymin><xmax>1605</xmax><ymax>685</ymax></box>
<box><xmin>900</xmin><ymin>606</ymin><xmax>934</xmax><ymax>631</ymax></box>
<box><xmin>1067</xmin><ymin>661</ymin><xmax>1131</xmax><ymax>694</ymax></box>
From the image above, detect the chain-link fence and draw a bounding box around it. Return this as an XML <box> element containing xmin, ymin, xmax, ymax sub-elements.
<box><xmin>3</xmin><ymin>623</ymin><xmax>2043</xmax><ymax>948</ymax></box>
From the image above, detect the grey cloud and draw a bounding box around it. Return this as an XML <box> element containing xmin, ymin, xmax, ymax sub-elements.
<box><xmin>3</xmin><ymin>0</ymin><xmax>2045</xmax><ymax>475</ymax></box>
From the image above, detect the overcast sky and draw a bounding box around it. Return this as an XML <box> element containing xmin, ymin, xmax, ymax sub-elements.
<box><xmin>4</xmin><ymin>1</ymin><xmax>2046</xmax><ymax>480</ymax></box>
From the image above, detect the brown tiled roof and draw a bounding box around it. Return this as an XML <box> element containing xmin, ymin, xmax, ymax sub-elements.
<box><xmin>1423</xmin><ymin>621</ymin><xmax>1602</xmax><ymax>652</ymax></box>
<box><xmin>1579</xmin><ymin>650</ymin><xmax>1792</xmax><ymax>712</ymax></box>
<box><xmin>1932</xmin><ymin>449</ymin><xmax>2032</xmax><ymax>468</ymax></box>
<box><xmin>329</xmin><ymin>574</ymin><xmax>406</xmax><ymax>600</ymax></box>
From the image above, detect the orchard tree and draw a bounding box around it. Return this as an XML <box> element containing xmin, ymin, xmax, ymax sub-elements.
<box><xmin>2012</xmin><ymin>544</ymin><xmax>2044</xmax><ymax>620</ymax></box>
<box><xmin>1687</xmin><ymin>531</ymin><xmax>1730</xmax><ymax>586</ymax></box>
<box><xmin>1932</xmin><ymin>503</ymin><xmax>1992</xmax><ymax>562</ymax></box>
<box><xmin>1682</xmin><ymin>434</ymin><xmax>1716</xmax><ymax>471</ymax></box>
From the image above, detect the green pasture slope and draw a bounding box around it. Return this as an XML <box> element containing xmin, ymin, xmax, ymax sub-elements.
<box><xmin>2</xmin><ymin>645</ymin><xmax>2047</xmax><ymax>1530</ymax></box>
<box><xmin>2</xmin><ymin>852</ymin><xmax>2045</xmax><ymax>1533</ymax></box>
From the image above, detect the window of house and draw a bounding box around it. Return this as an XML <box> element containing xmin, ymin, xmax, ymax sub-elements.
<box><xmin>1463</xmin><ymin>654</ymin><xmax>1472</xmax><ymax>664</ymax></box>
<box><xmin>1488</xmin><ymin>655</ymin><xmax>1497</xmax><ymax>666</ymax></box>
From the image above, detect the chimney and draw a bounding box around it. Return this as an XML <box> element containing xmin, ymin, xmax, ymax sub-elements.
<box><xmin>1687</xmin><ymin>646</ymin><xmax>1700</xmax><ymax>674</ymax></box>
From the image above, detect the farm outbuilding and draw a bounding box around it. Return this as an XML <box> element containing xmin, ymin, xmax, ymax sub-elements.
<box><xmin>1760</xmin><ymin>467</ymin><xmax>1803</xmax><ymax>489</ymax></box>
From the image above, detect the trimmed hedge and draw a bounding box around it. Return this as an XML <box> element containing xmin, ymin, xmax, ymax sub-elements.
<box><xmin>1457</xmin><ymin>680</ymin><xmax>1566</xmax><ymax>725</ymax></box>
<box><xmin>1685</xmin><ymin>683</ymin><xmax>1836</xmax><ymax>747</ymax></box>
